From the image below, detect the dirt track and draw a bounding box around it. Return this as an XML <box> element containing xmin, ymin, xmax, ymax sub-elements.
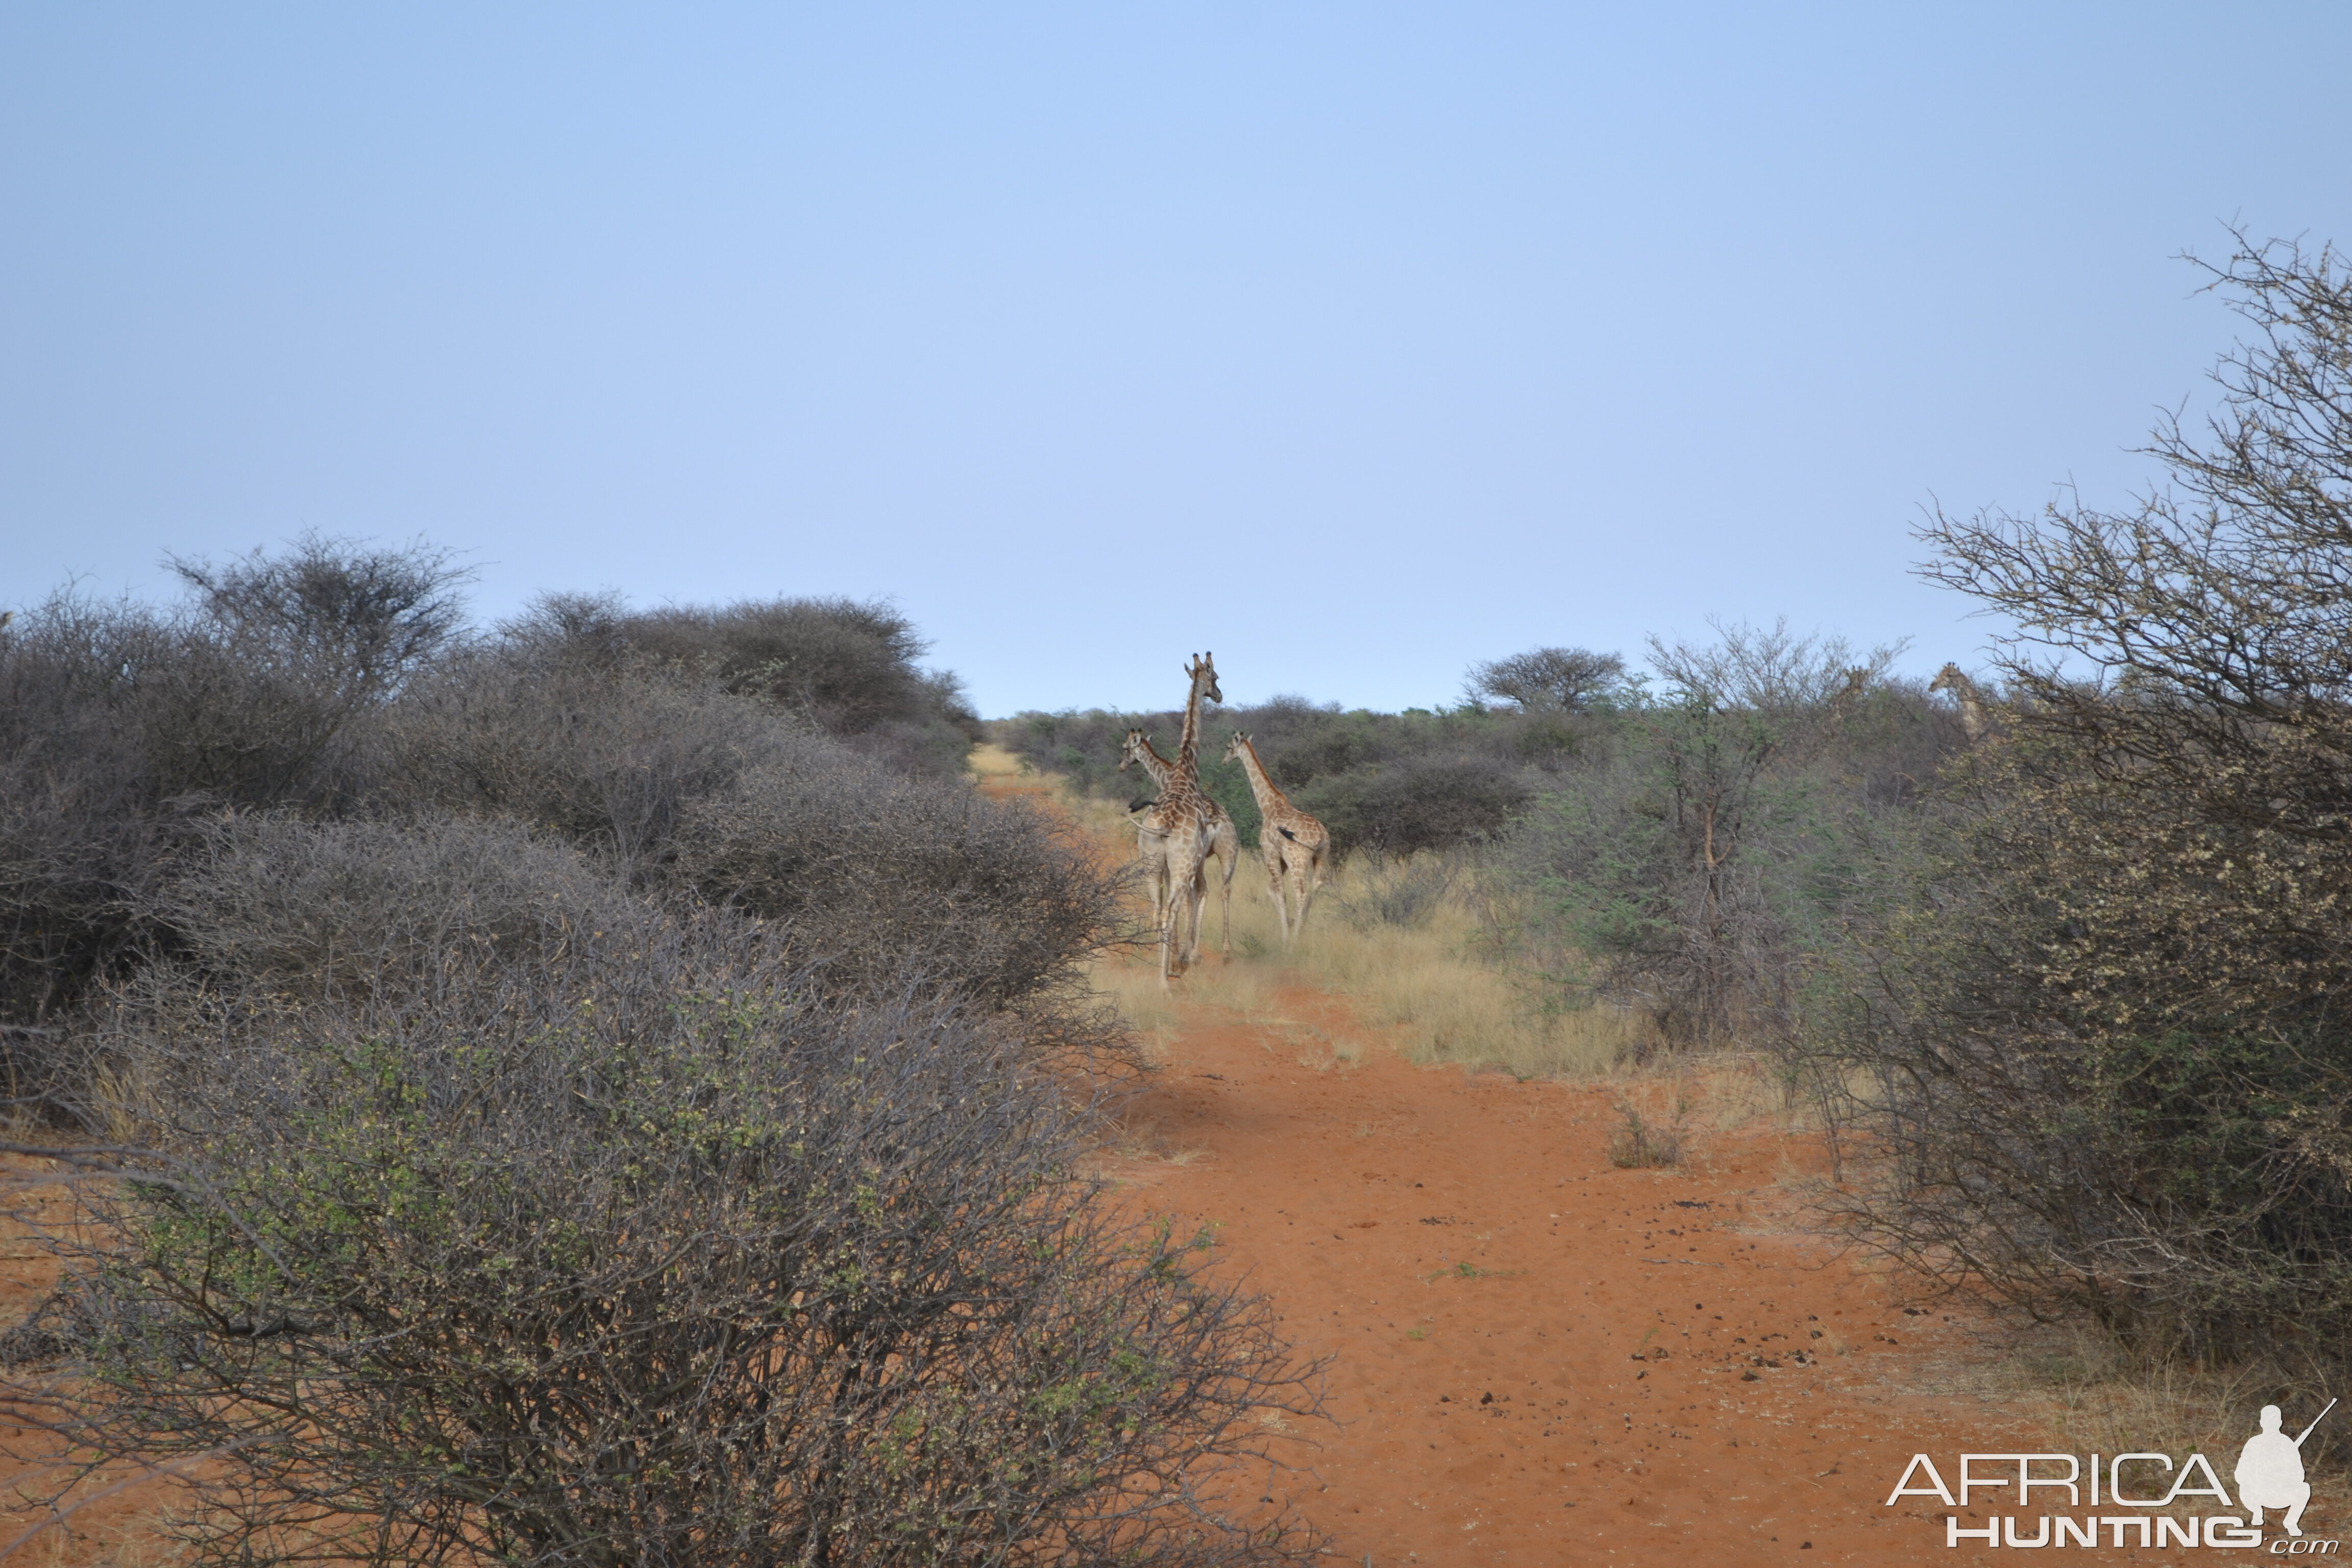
<box><xmin>1100</xmin><ymin>980</ymin><xmax>2046</xmax><ymax>1564</ymax></box>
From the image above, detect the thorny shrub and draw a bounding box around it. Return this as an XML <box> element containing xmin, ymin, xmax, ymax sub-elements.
<box><xmin>2</xmin><ymin>556</ymin><xmax>1129</xmax><ymax>1101</ymax></box>
<box><xmin>1812</xmin><ymin>233</ymin><xmax>2352</xmax><ymax>1371</ymax></box>
<box><xmin>615</xmin><ymin>595</ymin><xmax>981</xmax><ymax>776</ymax></box>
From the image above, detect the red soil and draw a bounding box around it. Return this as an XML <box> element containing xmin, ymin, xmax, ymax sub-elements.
<box><xmin>0</xmin><ymin>1159</ymin><xmax>167</xmax><ymax>1563</ymax></box>
<box><xmin>1102</xmin><ymin>983</ymin><xmax>2040</xmax><ymax>1564</ymax></box>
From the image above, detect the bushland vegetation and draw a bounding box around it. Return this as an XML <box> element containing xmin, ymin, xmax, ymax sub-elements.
<box><xmin>1005</xmin><ymin>633</ymin><xmax>1958</xmax><ymax>1057</ymax></box>
<box><xmin>1497</xmin><ymin>622</ymin><xmax>1942</xmax><ymax>1051</ymax></box>
<box><xmin>0</xmin><ymin>546</ymin><xmax>1327</xmax><ymax>1565</ymax></box>
<box><xmin>610</xmin><ymin>593</ymin><xmax>983</xmax><ymax>776</ymax></box>
<box><xmin>1799</xmin><ymin>233</ymin><xmax>2352</xmax><ymax>1397</ymax></box>
<box><xmin>997</xmin><ymin>691</ymin><xmax>1595</xmax><ymax>859</ymax></box>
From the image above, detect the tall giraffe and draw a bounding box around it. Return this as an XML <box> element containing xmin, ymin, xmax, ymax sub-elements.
<box><xmin>1222</xmin><ymin>730</ymin><xmax>1330</xmax><ymax>944</ymax></box>
<box><xmin>1118</xmin><ymin>727</ymin><xmax>1237</xmax><ymax>961</ymax></box>
<box><xmin>1129</xmin><ymin>653</ymin><xmax>1222</xmax><ymax>985</ymax></box>
<box><xmin>1929</xmin><ymin>663</ymin><xmax>1994</xmax><ymax>743</ymax></box>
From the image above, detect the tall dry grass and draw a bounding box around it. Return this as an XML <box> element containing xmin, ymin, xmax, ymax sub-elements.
<box><xmin>970</xmin><ymin>748</ymin><xmax>1651</xmax><ymax>1079</ymax></box>
<box><xmin>1901</xmin><ymin>1322</ymin><xmax>2348</xmax><ymax>1499</ymax></box>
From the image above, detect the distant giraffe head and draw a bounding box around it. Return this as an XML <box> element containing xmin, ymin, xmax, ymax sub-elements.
<box><xmin>1118</xmin><ymin>728</ymin><xmax>1167</xmax><ymax>780</ymax></box>
<box><xmin>1186</xmin><ymin>652</ymin><xmax>1222</xmax><ymax>707</ymax></box>
<box><xmin>1174</xmin><ymin>653</ymin><xmax>1221</xmax><ymax>771</ymax></box>
<box><xmin>1829</xmin><ymin>666</ymin><xmax>1870</xmax><ymax>720</ymax></box>
<box><xmin>1929</xmin><ymin>663</ymin><xmax>1993</xmax><ymax>743</ymax></box>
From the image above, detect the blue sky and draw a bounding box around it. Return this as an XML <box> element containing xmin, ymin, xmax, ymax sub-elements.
<box><xmin>6</xmin><ymin>4</ymin><xmax>2350</xmax><ymax>714</ymax></box>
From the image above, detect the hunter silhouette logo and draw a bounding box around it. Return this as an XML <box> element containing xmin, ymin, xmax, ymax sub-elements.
<box><xmin>2241</xmin><ymin>1400</ymin><xmax>2334</xmax><ymax>1537</ymax></box>
<box><xmin>1883</xmin><ymin>1397</ymin><xmax>2337</xmax><ymax>1550</ymax></box>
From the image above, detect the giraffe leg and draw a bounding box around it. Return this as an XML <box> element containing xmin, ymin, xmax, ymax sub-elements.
<box><xmin>1166</xmin><ymin>841</ymin><xmax>1206</xmax><ymax>980</ymax></box>
<box><xmin>1136</xmin><ymin>829</ymin><xmax>1161</xmax><ymax>921</ymax></box>
<box><xmin>1139</xmin><ymin>828</ymin><xmax>1182</xmax><ymax>986</ymax></box>
<box><xmin>1158</xmin><ymin>849</ymin><xmax>1181</xmax><ymax>987</ymax></box>
<box><xmin>1214</xmin><ymin>821</ymin><xmax>1238</xmax><ymax>957</ymax></box>
<box><xmin>1183</xmin><ymin>826</ymin><xmax>1229</xmax><ymax>966</ymax></box>
<box><xmin>1263</xmin><ymin>847</ymin><xmax>1290</xmax><ymax>944</ymax></box>
<box><xmin>1138</xmin><ymin>834</ymin><xmax>1172</xmax><ymax>948</ymax></box>
<box><xmin>1290</xmin><ymin>846</ymin><xmax>1324</xmax><ymax>939</ymax></box>
<box><xmin>1183</xmin><ymin>842</ymin><xmax>1210</xmax><ymax>968</ymax></box>
<box><xmin>1183</xmin><ymin>852</ymin><xmax>1210</xmax><ymax>972</ymax></box>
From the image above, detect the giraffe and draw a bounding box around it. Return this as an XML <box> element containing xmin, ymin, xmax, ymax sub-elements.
<box><xmin>1118</xmin><ymin>727</ymin><xmax>1237</xmax><ymax>961</ymax></box>
<box><xmin>1127</xmin><ymin>653</ymin><xmax>1222</xmax><ymax>985</ymax></box>
<box><xmin>1829</xmin><ymin>665</ymin><xmax>1869</xmax><ymax>720</ymax></box>
<box><xmin>1222</xmin><ymin>730</ymin><xmax>1330</xmax><ymax>944</ymax></box>
<box><xmin>1929</xmin><ymin>663</ymin><xmax>1993</xmax><ymax>743</ymax></box>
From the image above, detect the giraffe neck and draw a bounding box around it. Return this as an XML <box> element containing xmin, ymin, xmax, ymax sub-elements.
<box><xmin>1232</xmin><ymin>737</ymin><xmax>1290</xmax><ymax>813</ymax></box>
<box><xmin>1142</xmin><ymin>731</ymin><xmax>1210</xmax><ymax>834</ymax></box>
<box><xmin>1938</xmin><ymin>670</ymin><xmax>1992</xmax><ymax>741</ymax></box>
<box><xmin>1175</xmin><ymin>671</ymin><xmax>1207</xmax><ymax>780</ymax></box>
<box><xmin>1956</xmin><ymin>691</ymin><xmax>1990</xmax><ymax>741</ymax></box>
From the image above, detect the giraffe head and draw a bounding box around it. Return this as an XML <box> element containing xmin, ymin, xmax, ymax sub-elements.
<box><xmin>1221</xmin><ymin>730</ymin><xmax>1250</xmax><ymax>765</ymax></box>
<box><xmin>1928</xmin><ymin>662</ymin><xmax>1970</xmax><ymax>696</ymax></box>
<box><xmin>1186</xmin><ymin>652</ymin><xmax>1222</xmax><ymax>707</ymax></box>
<box><xmin>1117</xmin><ymin>728</ymin><xmax>1153</xmax><ymax>773</ymax></box>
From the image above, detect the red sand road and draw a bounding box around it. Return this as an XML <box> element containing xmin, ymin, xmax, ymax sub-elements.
<box><xmin>1101</xmin><ymin>985</ymin><xmax>2055</xmax><ymax>1565</ymax></box>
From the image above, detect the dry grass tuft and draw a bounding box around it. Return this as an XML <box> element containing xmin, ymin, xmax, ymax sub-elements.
<box><xmin>964</xmin><ymin>742</ymin><xmax>1040</xmax><ymax>787</ymax></box>
<box><xmin>1997</xmin><ymin>1328</ymin><xmax>2348</xmax><ymax>1478</ymax></box>
<box><xmin>1606</xmin><ymin>1095</ymin><xmax>1688</xmax><ymax>1167</ymax></box>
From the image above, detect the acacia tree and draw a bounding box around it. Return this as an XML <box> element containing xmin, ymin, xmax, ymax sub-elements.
<box><xmin>1506</xmin><ymin>619</ymin><xmax>1907</xmax><ymax>1047</ymax></box>
<box><xmin>1463</xmin><ymin>647</ymin><xmax>1627</xmax><ymax>713</ymax></box>
<box><xmin>156</xmin><ymin>533</ymin><xmax>474</xmax><ymax>803</ymax></box>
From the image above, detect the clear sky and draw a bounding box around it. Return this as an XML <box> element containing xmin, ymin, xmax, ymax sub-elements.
<box><xmin>6</xmin><ymin>5</ymin><xmax>2350</xmax><ymax>715</ymax></box>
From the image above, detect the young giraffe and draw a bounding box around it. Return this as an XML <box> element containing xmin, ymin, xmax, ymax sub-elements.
<box><xmin>1118</xmin><ymin>728</ymin><xmax>1237</xmax><ymax>962</ymax></box>
<box><xmin>1222</xmin><ymin>730</ymin><xmax>1331</xmax><ymax>944</ymax></box>
<box><xmin>1131</xmin><ymin>653</ymin><xmax>1222</xmax><ymax>985</ymax></box>
<box><xmin>1928</xmin><ymin>662</ymin><xmax>1994</xmax><ymax>743</ymax></box>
